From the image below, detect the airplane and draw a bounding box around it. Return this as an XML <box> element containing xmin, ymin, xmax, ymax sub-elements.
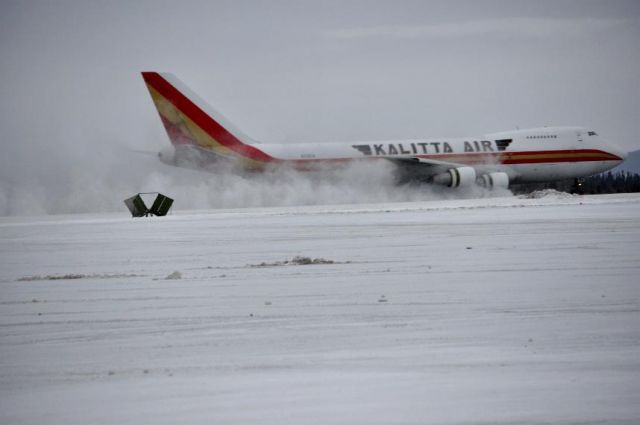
<box><xmin>141</xmin><ymin>71</ymin><xmax>627</xmax><ymax>189</ymax></box>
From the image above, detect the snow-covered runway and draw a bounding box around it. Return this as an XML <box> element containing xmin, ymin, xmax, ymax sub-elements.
<box><xmin>1</xmin><ymin>193</ymin><xmax>639</xmax><ymax>424</ymax></box>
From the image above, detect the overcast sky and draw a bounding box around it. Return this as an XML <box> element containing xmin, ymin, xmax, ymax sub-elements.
<box><xmin>1</xmin><ymin>0</ymin><xmax>639</xmax><ymax>213</ymax></box>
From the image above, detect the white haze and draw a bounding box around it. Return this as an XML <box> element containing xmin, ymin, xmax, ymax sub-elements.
<box><xmin>1</xmin><ymin>1</ymin><xmax>638</xmax><ymax>216</ymax></box>
<box><xmin>0</xmin><ymin>142</ymin><xmax>508</xmax><ymax>216</ymax></box>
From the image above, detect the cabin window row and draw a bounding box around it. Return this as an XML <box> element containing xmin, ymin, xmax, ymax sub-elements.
<box><xmin>526</xmin><ymin>135</ymin><xmax>557</xmax><ymax>139</ymax></box>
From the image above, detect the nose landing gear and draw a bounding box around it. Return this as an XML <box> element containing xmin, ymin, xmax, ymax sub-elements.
<box><xmin>571</xmin><ymin>178</ymin><xmax>585</xmax><ymax>195</ymax></box>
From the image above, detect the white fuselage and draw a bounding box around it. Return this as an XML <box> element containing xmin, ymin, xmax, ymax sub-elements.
<box><xmin>250</xmin><ymin>126</ymin><xmax>626</xmax><ymax>183</ymax></box>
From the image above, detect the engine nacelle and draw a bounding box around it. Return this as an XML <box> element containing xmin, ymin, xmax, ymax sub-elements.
<box><xmin>478</xmin><ymin>172</ymin><xmax>510</xmax><ymax>190</ymax></box>
<box><xmin>432</xmin><ymin>166</ymin><xmax>477</xmax><ymax>188</ymax></box>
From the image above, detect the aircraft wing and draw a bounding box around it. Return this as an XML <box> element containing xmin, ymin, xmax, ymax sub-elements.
<box><xmin>389</xmin><ymin>156</ymin><xmax>470</xmax><ymax>175</ymax></box>
<box><xmin>387</xmin><ymin>156</ymin><xmax>487</xmax><ymax>186</ymax></box>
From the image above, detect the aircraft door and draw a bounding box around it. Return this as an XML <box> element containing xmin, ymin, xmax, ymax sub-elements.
<box><xmin>577</xmin><ymin>131</ymin><xmax>583</xmax><ymax>142</ymax></box>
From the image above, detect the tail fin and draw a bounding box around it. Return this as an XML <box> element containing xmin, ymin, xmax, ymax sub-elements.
<box><xmin>141</xmin><ymin>72</ymin><xmax>272</xmax><ymax>163</ymax></box>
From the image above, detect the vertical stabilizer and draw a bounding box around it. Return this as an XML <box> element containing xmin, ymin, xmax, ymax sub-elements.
<box><xmin>141</xmin><ymin>72</ymin><xmax>272</xmax><ymax>164</ymax></box>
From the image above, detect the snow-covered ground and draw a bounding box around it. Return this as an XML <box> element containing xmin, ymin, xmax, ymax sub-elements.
<box><xmin>1</xmin><ymin>192</ymin><xmax>639</xmax><ymax>424</ymax></box>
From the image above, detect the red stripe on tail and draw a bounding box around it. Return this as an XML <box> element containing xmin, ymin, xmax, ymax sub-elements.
<box><xmin>142</xmin><ymin>72</ymin><xmax>273</xmax><ymax>162</ymax></box>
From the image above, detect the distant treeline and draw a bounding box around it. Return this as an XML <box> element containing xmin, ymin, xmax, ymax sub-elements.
<box><xmin>512</xmin><ymin>171</ymin><xmax>640</xmax><ymax>195</ymax></box>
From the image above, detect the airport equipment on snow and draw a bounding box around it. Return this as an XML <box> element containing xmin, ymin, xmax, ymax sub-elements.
<box><xmin>124</xmin><ymin>193</ymin><xmax>173</xmax><ymax>217</ymax></box>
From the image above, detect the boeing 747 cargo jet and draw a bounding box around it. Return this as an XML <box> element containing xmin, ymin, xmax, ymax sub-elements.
<box><xmin>142</xmin><ymin>72</ymin><xmax>627</xmax><ymax>189</ymax></box>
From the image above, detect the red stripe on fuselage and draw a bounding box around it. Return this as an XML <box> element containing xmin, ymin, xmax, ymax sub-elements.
<box><xmin>415</xmin><ymin>149</ymin><xmax>621</xmax><ymax>165</ymax></box>
<box><xmin>142</xmin><ymin>72</ymin><xmax>273</xmax><ymax>162</ymax></box>
<box><xmin>501</xmin><ymin>156</ymin><xmax>618</xmax><ymax>165</ymax></box>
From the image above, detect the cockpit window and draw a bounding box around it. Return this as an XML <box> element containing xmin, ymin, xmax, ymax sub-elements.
<box><xmin>588</xmin><ymin>131</ymin><xmax>597</xmax><ymax>136</ymax></box>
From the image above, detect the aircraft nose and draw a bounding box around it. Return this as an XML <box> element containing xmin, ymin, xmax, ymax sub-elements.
<box><xmin>606</xmin><ymin>142</ymin><xmax>628</xmax><ymax>161</ymax></box>
<box><xmin>613</xmin><ymin>147</ymin><xmax>628</xmax><ymax>161</ymax></box>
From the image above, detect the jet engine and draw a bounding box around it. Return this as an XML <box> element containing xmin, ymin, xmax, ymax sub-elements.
<box><xmin>477</xmin><ymin>172</ymin><xmax>510</xmax><ymax>190</ymax></box>
<box><xmin>432</xmin><ymin>166</ymin><xmax>477</xmax><ymax>188</ymax></box>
